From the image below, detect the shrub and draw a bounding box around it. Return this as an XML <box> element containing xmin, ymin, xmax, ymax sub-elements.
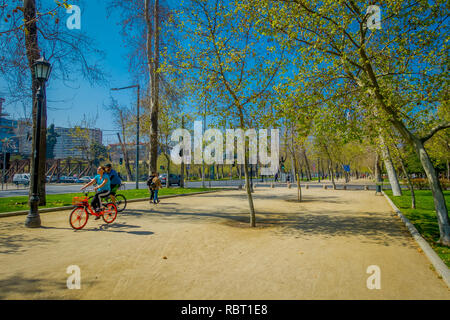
<box><xmin>440</xmin><ymin>179</ymin><xmax>450</xmax><ymax>190</ymax></box>
<box><xmin>410</xmin><ymin>178</ymin><xmax>450</xmax><ymax>190</ymax></box>
<box><xmin>410</xmin><ymin>178</ymin><xmax>428</xmax><ymax>190</ymax></box>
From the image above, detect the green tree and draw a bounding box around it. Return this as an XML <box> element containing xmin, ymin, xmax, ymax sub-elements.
<box><xmin>90</xmin><ymin>141</ymin><xmax>108</xmax><ymax>167</ymax></box>
<box><xmin>164</xmin><ymin>0</ymin><xmax>283</xmax><ymax>227</ymax></box>
<box><xmin>46</xmin><ymin>124</ymin><xmax>59</xmax><ymax>159</ymax></box>
<box><xmin>242</xmin><ymin>0</ymin><xmax>450</xmax><ymax>245</ymax></box>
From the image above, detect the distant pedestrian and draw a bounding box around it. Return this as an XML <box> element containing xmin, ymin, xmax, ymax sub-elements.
<box><xmin>151</xmin><ymin>172</ymin><xmax>163</xmax><ymax>204</ymax></box>
<box><xmin>275</xmin><ymin>172</ymin><xmax>278</xmax><ymax>182</ymax></box>
<box><xmin>146</xmin><ymin>172</ymin><xmax>156</xmax><ymax>203</ymax></box>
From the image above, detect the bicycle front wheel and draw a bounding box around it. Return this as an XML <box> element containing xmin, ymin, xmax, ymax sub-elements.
<box><xmin>70</xmin><ymin>207</ymin><xmax>89</xmax><ymax>230</ymax></box>
<box><xmin>114</xmin><ymin>194</ymin><xmax>127</xmax><ymax>212</ymax></box>
<box><xmin>102</xmin><ymin>203</ymin><xmax>118</xmax><ymax>223</ymax></box>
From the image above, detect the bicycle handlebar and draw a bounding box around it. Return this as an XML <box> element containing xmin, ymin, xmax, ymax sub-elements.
<box><xmin>81</xmin><ymin>188</ymin><xmax>96</xmax><ymax>196</ymax></box>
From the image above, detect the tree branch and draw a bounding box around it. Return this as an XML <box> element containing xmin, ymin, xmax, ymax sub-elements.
<box><xmin>421</xmin><ymin>123</ymin><xmax>450</xmax><ymax>143</ymax></box>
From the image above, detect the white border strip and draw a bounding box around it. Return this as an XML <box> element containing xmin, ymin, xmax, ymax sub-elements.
<box><xmin>382</xmin><ymin>191</ymin><xmax>450</xmax><ymax>288</ymax></box>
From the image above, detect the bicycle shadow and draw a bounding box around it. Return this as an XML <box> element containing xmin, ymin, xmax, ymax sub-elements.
<box><xmin>91</xmin><ymin>222</ymin><xmax>154</xmax><ymax>236</ymax></box>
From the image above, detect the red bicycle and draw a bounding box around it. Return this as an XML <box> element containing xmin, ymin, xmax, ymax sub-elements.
<box><xmin>70</xmin><ymin>190</ymin><xmax>118</xmax><ymax>230</ymax></box>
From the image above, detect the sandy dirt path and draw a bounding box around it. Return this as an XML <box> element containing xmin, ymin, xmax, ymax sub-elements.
<box><xmin>0</xmin><ymin>187</ymin><xmax>448</xmax><ymax>299</ymax></box>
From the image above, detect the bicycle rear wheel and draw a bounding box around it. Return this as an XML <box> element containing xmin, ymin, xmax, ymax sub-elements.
<box><xmin>114</xmin><ymin>194</ymin><xmax>127</xmax><ymax>212</ymax></box>
<box><xmin>69</xmin><ymin>207</ymin><xmax>89</xmax><ymax>230</ymax></box>
<box><xmin>102</xmin><ymin>203</ymin><xmax>118</xmax><ymax>223</ymax></box>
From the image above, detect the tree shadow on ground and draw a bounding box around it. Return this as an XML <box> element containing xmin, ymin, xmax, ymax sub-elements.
<box><xmin>0</xmin><ymin>222</ymin><xmax>55</xmax><ymax>254</ymax></box>
<box><xmin>192</xmin><ymin>192</ymin><xmax>349</xmax><ymax>204</ymax></box>
<box><xmin>283</xmin><ymin>197</ymin><xmax>347</xmax><ymax>204</ymax></box>
<box><xmin>124</xmin><ymin>202</ymin><xmax>413</xmax><ymax>247</ymax></box>
<box><xmin>0</xmin><ymin>273</ymin><xmax>67</xmax><ymax>299</ymax></box>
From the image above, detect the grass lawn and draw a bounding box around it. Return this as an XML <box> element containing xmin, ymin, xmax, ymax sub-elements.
<box><xmin>385</xmin><ymin>189</ymin><xmax>450</xmax><ymax>267</ymax></box>
<box><xmin>0</xmin><ymin>187</ymin><xmax>218</xmax><ymax>214</ymax></box>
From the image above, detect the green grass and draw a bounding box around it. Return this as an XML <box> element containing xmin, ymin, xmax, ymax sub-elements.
<box><xmin>384</xmin><ymin>189</ymin><xmax>450</xmax><ymax>267</ymax></box>
<box><xmin>0</xmin><ymin>187</ymin><xmax>219</xmax><ymax>214</ymax></box>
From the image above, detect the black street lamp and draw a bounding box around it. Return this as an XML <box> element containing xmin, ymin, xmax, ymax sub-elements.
<box><xmin>25</xmin><ymin>57</ymin><xmax>52</xmax><ymax>228</ymax></box>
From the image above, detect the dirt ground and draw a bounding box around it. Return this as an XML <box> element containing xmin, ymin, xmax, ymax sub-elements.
<box><xmin>0</xmin><ymin>187</ymin><xmax>448</xmax><ymax>299</ymax></box>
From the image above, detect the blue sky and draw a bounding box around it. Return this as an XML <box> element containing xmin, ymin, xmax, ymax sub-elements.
<box><xmin>0</xmin><ymin>0</ymin><xmax>144</xmax><ymax>145</ymax></box>
<box><xmin>0</xmin><ymin>0</ymin><xmax>283</xmax><ymax>146</ymax></box>
<box><xmin>48</xmin><ymin>0</ymin><xmax>134</xmax><ymax>145</ymax></box>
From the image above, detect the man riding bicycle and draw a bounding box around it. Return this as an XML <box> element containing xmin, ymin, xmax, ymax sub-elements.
<box><xmin>105</xmin><ymin>163</ymin><xmax>121</xmax><ymax>205</ymax></box>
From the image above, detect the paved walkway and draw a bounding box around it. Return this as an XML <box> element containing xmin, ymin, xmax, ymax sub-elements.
<box><xmin>0</xmin><ymin>187</ymin><xmax>448</xmax><ymax>299</ymax></box>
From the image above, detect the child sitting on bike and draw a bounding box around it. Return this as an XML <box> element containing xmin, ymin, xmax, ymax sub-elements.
<box><xmin>80</xmin><ymin>166</ymin><xmax>111</xmax><ymax>219</ymax></box>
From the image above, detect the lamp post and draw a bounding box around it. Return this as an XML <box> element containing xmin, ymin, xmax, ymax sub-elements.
<box><xmin>111</xmin><ymin>85</ymin><xmax>140</xmax><ymax>189</ymax></box>
<box><xmin>25</xmin><ymin>57</ymin><xmax>52</xmax><ymax>228</ymax></box>
<box><xmin>1</xmin><ymin>137</ymin><xmax>14</xmax><ymax>190</ymax></box>
<box><xmin>1</xmin><ymin>138</ymin><xmax>6</xmax><ymax>190</ymax></box>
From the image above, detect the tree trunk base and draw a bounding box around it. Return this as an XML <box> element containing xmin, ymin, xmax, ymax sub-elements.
<box><xmin>439</xmin><ymin>236</ymin><xmax>450</xmax><ymax>247</ymax></box>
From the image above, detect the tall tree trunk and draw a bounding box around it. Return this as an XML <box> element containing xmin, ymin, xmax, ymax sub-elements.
<box><xmin>375</xmin><ymin>152</ymin><xmax>382</xmax><ymax>183</ymax></box>
<box><xmin>447</xmin><ymin>159</ymin><xmax>449</xmax><ymax>181</ymax></box>
<box><xmin>146</xmin><ymin>0</ymin><xmax>160</xmax><ymax>174</ymax></box>
<box><xmin>380</xmin><ymin>135</ymin><xmax>402</xmax><ymax>196</ymax></box>
<box><xmin>328</xmin><ymin>161</ymin><xmax>336</xmax><ymax>190</ymax></box>
<box><xmin>24</xmin><ymin>0</ymin><xmax>46</xmax><ymax>206</ymax></box>
<box><xmin>359</xmin><ymin>47</ymin><xmax>449</xmax><ymax>245</ymax></box>
<box><xmin>358</xmin><ymin>48</ymin><xmax>450</xmax><ymax>246</ymax></box>
<box><xmin>180</xmin><ymin>117</ymin><xmax>185</xmax><ymax>188</ymax></box>
<box><xmin>290</xmin><ymin>153</ymin><xmax>296</xmax><ymax>182</ymax></box>
<box><xmin>180</xmin><ymin>162</ymin><xmax>185</xmax><ymax>187</ymax></box>
<box><xmin>184</xmin><ymin>164</ymin><xmax>188</xmax><ymax>185</ymax></box>
<box><xmin>165</xmin><ymin>153</ymin><xmax>170</xmax><ymax>188</ymax></box>
<box><xmin>303</xmin><ymin>149</ymin><xmax>311</xmax><ymax>180</ymax></box>
<box><xmin>317</xmin><ymin>158</ymin><xmax>321</xmax><ymax>183</ymax></box>
<box><xmin>238</xmin><ymin>111</ymin><xmax>256</xmax><ymax>227</ymax></box>
<box><xmin>293</xmin><ymin>149</ymin><xmax>302</xmax><ymax>202</ymax></box>
<box><xmin>398</xmin><ymin>150</ymin><xmax>416</xmax><ymax>209</ymax></box>
<box><xmin>323</xmin><ymin>145</ymin><xmax>336</xmax><ymax>190</ymax></box>
<box><xmin>413</xmin><ymin>138</ymin><xmax>450</xmax><ymax>245</ymax></box>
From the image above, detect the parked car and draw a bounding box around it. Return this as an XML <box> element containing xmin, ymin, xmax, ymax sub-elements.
<box><xmin>59</xmin><ymin>176</ymin><xmax>76</xmax><ymax>183</ymax></box>
<box><xmin>67</xmin><ymin>177</ymin><xmax>80</xmax><ymax>183</ymax></box>
<box><xmin>159</xmin><ymin>173</ymin><xmax>181</xmax><ymax>186</ymax></box>
<box><xmin>72</xmin><ymin>177</ymin><xmax>83</xmax><ymax>183</ymax></box>
<box><xmin>58</xmin><ymin>176</ymin><xmax>68</xmax><ymax>183</ymax></box>
<box><xmin>13</xmin><ymin>173</ymin><xmax>30</xmax><ymax>186</ymax></box>
<box><xmin>79</xmin><ymin>176</ymin><xmax>92</xmax><ymax>183</ymax></box>
<box><xmin>46</xmin><ymin>175</ymin><xmax>58</xmax><ymax>183</ymax></box>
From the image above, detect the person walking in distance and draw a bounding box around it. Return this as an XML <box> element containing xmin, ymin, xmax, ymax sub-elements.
<box><xmin>152</xmin><ymin>172</ymin><xmax>163</xmax><ymax>204</ymax></box>
<box><xmin>146</xmin><ymin>172</ymin><xmax>156</xmax><ymax>204</ymax></box>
